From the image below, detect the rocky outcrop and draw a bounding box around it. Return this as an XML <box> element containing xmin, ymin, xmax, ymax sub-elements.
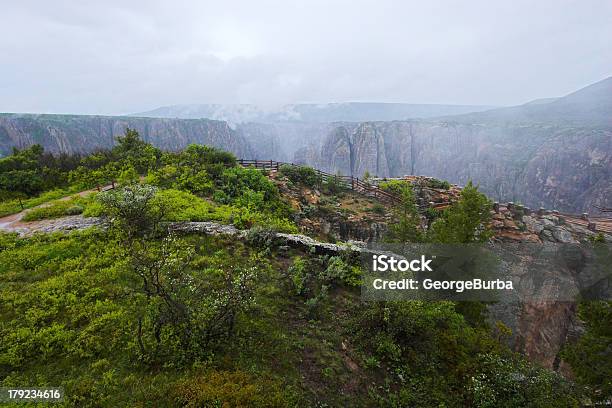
<box><xmin>0</xmin><ymin>114</ymin><xmax>254</xmax><ymax>158</ymax></box>
<box><xmin>1</xmin><ymin>215</ymin><xmax>105</xmax><ymax>236</ymax></box>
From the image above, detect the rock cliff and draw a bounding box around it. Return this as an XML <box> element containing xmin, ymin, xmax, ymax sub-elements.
<box><xmin>0</xmin><ymin>114</ymin><xmax>254</xmax><ymax>158</ymax></box>
<box><xmin>312</xmin><ymin>121</ymin><xmax>611</xmax><ymax>214</ymax></box>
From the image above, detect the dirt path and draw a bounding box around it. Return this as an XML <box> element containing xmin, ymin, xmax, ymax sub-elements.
<box><xmin>0</xmin><ymin>185</ymin><xmax>111</xmax><ymax>234</ymax></box>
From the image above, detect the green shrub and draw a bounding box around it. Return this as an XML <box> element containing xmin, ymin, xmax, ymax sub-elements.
<box><xmin>428</xmin><ymin>181</ymin><xmax>492</xmax><ymax>243</ymax></box>
<box><xmin>153</xmin><ymin>189</ymin><xmax>230</xmax><ymax>222</ymax></box>
<box><xmin>218</xmin><ymin>167</ymin><xmax>273</xmax><ymax>200</ymax></box>
<box><xmin>173</xmin><ymin>370</ymin><xmax>291</xmax><ymax>407</ymax></box>
<box><xmin>562</xmin><ymin>301</ymin><xmax>612</xmax><ymax>403</ymax></box>
<box><xmin>425</xmin><ymin>206</ymin><xmax>442</xmax><ymax>220</ymax></box>
<box><xmin>588</xmin><ymin>232</ymin><xmax>606</xmax><ymax>243</ymax></box>
<box><xmin>468</xmin><ymin>353</ymin><xmax>581</xmax><ymax>408</ymax></box>
<box><xmin>322</xmin><ymin>175</ymin><xmax>345</xmax><ymax>195</ymax></box>
<box><xmin>371</xmin><ymin>203</ymin><xmax>386</xmax><ymax>215</ymax></box>
<box><xmin>427</xmin><ymin>178</ymin><xmax>451</xmax><ymax>190</ymax></box>
<box><xmin>320</xmin><ymin>256</ymin><xmax>362</xmax><ymax>287</ymax></box>
<box><xmin>245</xmin><ymin>226</ymin><xmax>282</xmax><ymax>249</ymax></box>
<box><xmin>279</xmin><ymin>164</ymin><xmax>322</xmax><ymax>188</ymax></box>
<box><xmin>288</xmin><ymin>257</ymin><xmax>309</xmax><ymax>296</ymax></box>
<box><xmin>146</xmin><ymin>165</ymin><xmax>214</xmax><ymax>196</ymax></box>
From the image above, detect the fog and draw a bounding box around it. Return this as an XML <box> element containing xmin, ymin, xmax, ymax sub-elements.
<box><xmin>1</xmin><ymin>0</ymin><xmax>611</xmax><ymax>115</ymax></box>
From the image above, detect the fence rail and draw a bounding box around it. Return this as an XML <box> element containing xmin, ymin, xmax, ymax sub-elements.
<box><xmin>237</xmin><ymin>159</ymin><xmax>402</xmax><ymax>205</ymax></box>
<box><xmin>239</xmin><ymin>159</ymin><xmax>612</xmax><ymax>234</ymax></box>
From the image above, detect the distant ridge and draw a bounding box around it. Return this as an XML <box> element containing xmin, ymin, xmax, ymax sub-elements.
<box><xmin>132</xmin><ymin>102</ymin><xmax>497</xmax><ymax>123</ymax></box>
<box><xmin>442</xmin><ymin>76</ymin><xmax>612</xmax><ymax>127</ymax></box>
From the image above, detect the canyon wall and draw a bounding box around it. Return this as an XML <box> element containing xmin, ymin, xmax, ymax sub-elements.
<box><xmin>308</xmin><ymin>121</ymin><xmax>611</xmax><ymax>213</ymax></box>
<box><xmin>0</xmin><ymin>114</ymin><xmax>254</xmax><ymax>158</ymax></box>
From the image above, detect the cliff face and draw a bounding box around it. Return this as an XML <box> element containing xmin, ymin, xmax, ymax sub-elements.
<box><xmin>0</xmin><ymin>114</ymin><xmax>254</xmax><ymax>158</ymax></box>
<box><xmin>236</xmin><ymin>121</ymin><xmax>335</xmax><ymax>162</ymax></box>
<box><xmin>314</xmin><ymin>121</ymin><xmax>612</xmax><ymax>213</ymax></box>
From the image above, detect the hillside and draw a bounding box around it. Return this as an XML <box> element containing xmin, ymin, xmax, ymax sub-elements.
<box><xmin>443</xmin><ymin>76</ymin><xmax>612</xmax><ymax>128</ymax></box>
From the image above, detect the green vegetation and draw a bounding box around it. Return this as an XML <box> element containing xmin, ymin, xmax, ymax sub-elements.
<box><xmin>381</xmin><ymin>179</ymin><xmax>423</xmax><ymax>243</ymax></box>
<box><xmin>2</xmin><ymin>223</ymin><xmax>581</xmax><ymax>406</ymax></box>
<box><xmin>381</xmin><ymin>179</ymin><xmax>492</xmax><ymax>244</ymax></box>
<box><xmin>428</xmin><ymin>181</ymin><xmax>493</xmax><ymax>243</ymax></box>
<box><xmin>562</xmin><ymin>301</ymin><xmax>612</xmax><ymax>403</ymax></box>
<box><xmin>426</xmin><ymin>178</ymin><xmax>451</xmax><ymax>190</ymax></box>
<box><xmin>0</xmin><ymin>187</ymin><xmax>83</xmax><ymax>217</ymax></box>
<box><xmin>0</xmin><ymin>144</ymin><xmax>81</xmax><ymax>198</ymax></box>
<box><xmin>0</xmin><ymin>129</ymin><xmax>297</xmax><ymax>232</ymax></box>
<box><xmin>279</xmin><ymin>164</ymin><xmax>322</xmax><ymax>188</ymax></box>
<box><xmin>354</xmin><ymin>301</ymin><xmax>579</xmax><ymax>407</ymax></box>
<box><xmin>21</xmin><ymin>194</ymin><xmax>98</xmax><ymax>221</ymax></box>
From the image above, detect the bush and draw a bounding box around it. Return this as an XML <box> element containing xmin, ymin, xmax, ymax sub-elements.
<box><xmin>153</xmin><ymin>189</ymin><xmax>230</xmax><ymax>222</ymax></box>
<box><xmin>562</xmin><ymin>301</ymin><xmax>612</xmax><ymax>402</ymax></box>
<box><xmin>468</xmin><ymin>353</ymin><xmax>581</xmax><ymax>407</ymax></box>
<box><xmin>379</xmin><ymin>179</ymin><xmax>409</xmax><ymax>195</ymax></box>
<box><xmin>427</xmin><ymin>178</ymin><xmax>451</xmax><ymax>190</ymax></box>
<box><xmin>320</xmin><ymin>256</ymin><xmax>362</xmax><ymax>287</ymax></box>
<box><xmin>356</xmin><ymin>301</ymin><xmax>500</xmax><ymax>406</ymax></box>
<box><xmin>245</xmin><ymin>226</ymin><xmax>282</xmax><ymax>249</ymax></box>
<box><xmin>279</xmin><ymin>164</ymin><xmax>322</xmax><ymax>188</ymax></box>
<box><xmin>173</xmin><ymin>370</ymin><xmax>292</xmax><ymax>408</ymax></box>
<box><xmin>371</xmin><ymin>203</ymin><xmax>386</xmax><ymax>215</ymax></box>
<box><xmin>146</xmin><ymin>165</ymin><xmax>214</xmax><ymax>196</ymax></box>
<box><xmin>217</xmin><ymin>167</ymin><xmax>281</xmax><ymax>207</ymax></box>
<box><xmin>322</xmin><ymin>175</ymin><xmax>345</xmax><ymax>195</ymax></box>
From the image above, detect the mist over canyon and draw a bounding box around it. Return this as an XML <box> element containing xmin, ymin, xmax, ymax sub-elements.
<box><xmin>1</xmin><ymin>77</ymin><xmax>610</xmax><ymax>214</ymax></box>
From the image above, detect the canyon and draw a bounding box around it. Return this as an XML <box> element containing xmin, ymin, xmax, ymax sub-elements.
<box><xmin>1</xmin><ymin>77</ymin><xmax>610</xmax><ymax>214</ymax></box>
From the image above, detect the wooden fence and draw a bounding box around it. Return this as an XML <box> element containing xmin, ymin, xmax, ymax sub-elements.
<box><xmin>237</xmin><ymin>159</ymin><xmax>402</xmax><ymax>205</ymax></box>
<box><xmin>239</xmin><ymin>159</ymin><xmax>612</xmax><ymax>234</ymax></box>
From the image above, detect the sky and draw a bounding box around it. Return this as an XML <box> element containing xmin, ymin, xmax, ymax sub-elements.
<box><xmin>1</xmin><ymin>0</ymin><xmax>611</xmax><ymax>115</ymax></box>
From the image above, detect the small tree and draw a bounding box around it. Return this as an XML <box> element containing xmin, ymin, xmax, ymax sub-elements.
<box><xmin>113</xmin><ymin>128</ymin><xmax>161</xmax><ymax>174</ymax></box>
<box><xmin>383</xmin><ymin>181</ymin><xmax>423</xmax><ymax>243</ymax></box>
<box><xmin>428</xmin><ymin>181</ymin><xmax>492</xmax><ymax>244</ymax></box>
<box><xmin>97</xmin><ymin>184</ymin><xmax>257</xmax><ymax>362</ymax></box>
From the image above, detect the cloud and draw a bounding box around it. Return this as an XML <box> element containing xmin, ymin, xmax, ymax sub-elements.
<box><xmin>1</xmin><ymin>0</ymin><xmax>611</xmax><ymax>114</ymax></box>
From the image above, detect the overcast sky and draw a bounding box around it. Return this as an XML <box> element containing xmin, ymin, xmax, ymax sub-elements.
<box><xmin>1</xmin><ymin>0</ymin><xmax>610</xmax><ymax>115</ymax></box>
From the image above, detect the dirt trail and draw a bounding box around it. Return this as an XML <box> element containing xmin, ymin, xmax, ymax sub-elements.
<box><xmin>0</xmin><ymin>185</ymin><xmax>111</xmax><ymax>234</ymax></box>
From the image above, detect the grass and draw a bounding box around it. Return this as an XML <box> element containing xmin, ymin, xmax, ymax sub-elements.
<box><xmin>0</xmin><ymin>230</ymin><xmax>374</xmax><ymax>406</ymax></box>
<box><xmin>0</xmin><ymin>186</ymin><xmax>83</xmax><ymax>218</ymax></box>
<box><xmin>21</xmin><ymin>194</ymin><xmax>98</xmax><ymax>222</ymax></box>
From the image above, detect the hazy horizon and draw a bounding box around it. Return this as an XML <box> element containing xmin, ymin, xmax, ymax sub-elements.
<box><xmin>1</xmin><ymin>0</ymin><xmax>611</xmax><ymax>115</ymax></box>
